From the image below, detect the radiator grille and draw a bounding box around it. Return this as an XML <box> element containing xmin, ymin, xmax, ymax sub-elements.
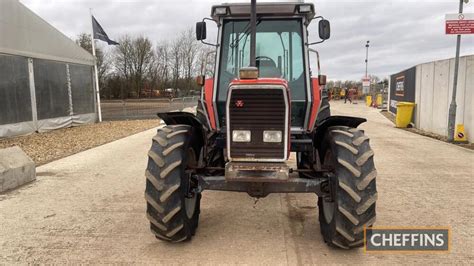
<box><xmin>228</xmin><ymin>88</ymin><xmax>287</xmax><ymax>160</ymax></box>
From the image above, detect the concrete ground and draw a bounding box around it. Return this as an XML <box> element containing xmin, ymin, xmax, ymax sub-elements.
<box><xmin>1</xmin><ymin>101</ymin><xmax>472</xmax><ymax>264</ymax></box>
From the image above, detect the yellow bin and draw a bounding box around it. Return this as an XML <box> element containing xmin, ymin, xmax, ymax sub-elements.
<box><xmin>366</xmin><ymin>95</ymin><xmax>372</xmax><ymax>107</ymax></box>
<box><xmin>376</xmin><ymin>94</ymin><xmax>383</xmax><ymax>106</ymax></box>
<box><xmin>396</xmin><ymin>102</ymin><xmax>415</xmax><ymax>128</ymax></box>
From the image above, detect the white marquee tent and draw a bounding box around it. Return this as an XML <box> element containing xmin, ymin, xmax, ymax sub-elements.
<box><xmin>0</xmin><ymin>0</ymin><xmax>97</xmax><ymax>138</ymax></box>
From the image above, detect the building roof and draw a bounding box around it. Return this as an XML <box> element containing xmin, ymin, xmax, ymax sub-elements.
<box><xmin>0</xmin><ymin>0</ymin><xmax>94</xmax><ymax>65</ymax></box>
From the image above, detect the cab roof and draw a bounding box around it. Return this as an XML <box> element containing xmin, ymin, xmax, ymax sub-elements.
<box><xmin>211</xmin><ymin>2</ymin><xmax>316</xmax><ymax>22</ymax></box>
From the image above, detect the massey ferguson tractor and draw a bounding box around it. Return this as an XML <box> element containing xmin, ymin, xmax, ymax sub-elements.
<box><xmin>144</xmin><ymin>1</ymin><xmax>377</xmax><ymax>249</ymax></box>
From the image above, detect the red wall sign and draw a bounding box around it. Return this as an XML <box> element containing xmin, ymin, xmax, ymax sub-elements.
<box><xmin>446</xmin><ymin>13</ymin><xmax>474</xmax><ymax>35</ymax></box>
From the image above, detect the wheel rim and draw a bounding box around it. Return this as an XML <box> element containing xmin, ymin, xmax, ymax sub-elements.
<box><xmin>323</xmin><ymin>149</ymin><xmax>335</xmax><ymax>224</ymax></box>
<box><xmin>185</xmin><ymin>148</ymin><xmax>197</xmax><ymax>219</ymax></box>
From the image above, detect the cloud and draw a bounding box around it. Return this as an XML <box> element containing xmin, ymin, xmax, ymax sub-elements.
<box><xmin>20</xmin><ymin>0</ymin><xmax>474</xmax><ymax>80</ymax></box>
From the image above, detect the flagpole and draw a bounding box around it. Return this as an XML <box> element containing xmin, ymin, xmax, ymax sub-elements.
<box><xmin>90</xmin><ymin>8</ymin><xmax>102</xmax><ymax>122</ymax></box>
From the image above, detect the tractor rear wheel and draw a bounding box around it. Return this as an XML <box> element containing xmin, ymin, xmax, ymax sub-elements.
<box><xmin>318</xmin><ymin>126</ymin><xmax>377</xmax><ymax>249</ymax></box>
<box><xmin>145</xmin><ymin>125</ymin><xmax>201</xmax><ymax>242</ymax></box>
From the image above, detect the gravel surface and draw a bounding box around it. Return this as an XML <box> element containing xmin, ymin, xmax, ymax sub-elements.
<box><xmin>0</xmin><ymin>120</ymin><xmax>159</xmax><ymax>166</ymax></box>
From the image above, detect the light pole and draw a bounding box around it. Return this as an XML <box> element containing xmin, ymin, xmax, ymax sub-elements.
<box><xmin>447</xmin><ymin>0</ymin><xmax>468</xmax><ymax>142</ymax></box>
<box><xmin>365</xmin><ymin>40</ymin><xmax>370</xmax><ymax>78</ymax></box>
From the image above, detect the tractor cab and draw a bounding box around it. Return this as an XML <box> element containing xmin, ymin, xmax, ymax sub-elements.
<box><xmin>196</xmin><ymin>2</ymin><xmax>330</xmax><ymax>130</ymax></box>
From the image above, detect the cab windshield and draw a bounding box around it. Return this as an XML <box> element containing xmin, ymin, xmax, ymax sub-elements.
<box><xmin>217</xmin><ymin>19</ymin><xmax>306</xmax><ymax>102</ymax></box>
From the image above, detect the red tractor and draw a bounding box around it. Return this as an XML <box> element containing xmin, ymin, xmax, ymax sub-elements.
<box><xmin>145</xmin><ymin>1</ymin><xmax>377</xmax><ymax>249</ymax></box>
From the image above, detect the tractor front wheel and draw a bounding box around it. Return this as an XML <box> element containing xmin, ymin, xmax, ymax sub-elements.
<box><xmin>145</xmin><ymin>125</ymin><xmax>201</xmax><ymax>242</ymax></box>
<box><xmin>318</xmin><ymin>126</ymin><xmax>377</xmax><ymax>249</ymax></box>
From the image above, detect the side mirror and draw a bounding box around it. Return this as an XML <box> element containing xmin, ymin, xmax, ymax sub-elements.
<box><xmin>318</xmin><ymin>19</ymin><xmax>331</xmax><ymax>40</ymax></box>
<box><xmin>318</xmin><ymin>75</ymin><xmax>327</xmax><ymax>86</ymax></box>
<box><xmin>196</xmin><ymin>75</ymin><xmax>205</xmax><ymax>86</ymax></box>
<box><xmin>196</xmin><ymin>22</ymin><xmax>207</xmax><ymax>41</ymax></box>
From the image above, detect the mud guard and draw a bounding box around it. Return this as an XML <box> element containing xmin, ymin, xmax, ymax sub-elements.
<box><xmin>313</xmin><ymin>116</ymin><xmax>367</xmax><ymax>149</ymax></box>
<box><xmin>157</xmin><ymin>112</ymin><xmax>208</xmax><ymax>147</ymax></box>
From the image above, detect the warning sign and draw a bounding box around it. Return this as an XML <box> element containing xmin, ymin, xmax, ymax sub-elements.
<box><xmin>454</xmin><ymin>124</ymin><xmax>468</xmax><ymax>143</ymax></box>
<box><xmin>362</xmin><ymin>77</ymin><xmax>370</xmax><ymax>87</ymax></box>
<box><xmin>395</xmin><ymin>76</ymin><xmax>405</xmax><ymax>96</ymax></box>
<box><xmin>362</xmin><ymin>77</ymin><xmax>370</xmax><ymax>94</ymax></box>
<box><xmin>445</xmin><ymin>13</ymin><xmax>474</xmax><ymax>35</ymax></box>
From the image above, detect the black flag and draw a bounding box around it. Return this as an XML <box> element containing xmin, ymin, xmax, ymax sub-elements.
<box><xmin>92</xmin><ymin>16</ymin><xmax>119</xmax><ymax>45</ymax></box>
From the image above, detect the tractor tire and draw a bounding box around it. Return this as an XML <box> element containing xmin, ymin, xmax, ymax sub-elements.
<box><xmin>145</xmin><ymin>125</ymin><xmax>201</xmax><ymax>242</ymax></box>
<box><xmin>318</xmin><ymin>126</ymin><xmax>377</xmax><ymax>249</ymax></box>
<box><xmin>316</xmin><ymin>87</ymin><xmax>331</xmax><ymax>125</ymax></box>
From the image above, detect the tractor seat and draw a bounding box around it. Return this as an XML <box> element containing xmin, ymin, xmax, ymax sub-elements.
<box><xmin>256</xmin><ymin>57</ymin><xmax>282</xmax><ymax>78</ymax></box>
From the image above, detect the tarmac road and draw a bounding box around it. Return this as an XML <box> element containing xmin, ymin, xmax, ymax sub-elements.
<box><xmin>1</xmin><ymin>101</ymin><xmax>473</xmax><ymax>264</ymax></box>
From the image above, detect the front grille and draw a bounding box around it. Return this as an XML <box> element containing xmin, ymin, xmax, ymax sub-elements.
<box><xmin>228</xmin><ymin>87</ymin><xmax>287</xmax><ymax>160</ymax></box>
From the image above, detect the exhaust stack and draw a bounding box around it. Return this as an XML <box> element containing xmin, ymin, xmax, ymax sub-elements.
<box><xmin>249</xmin><ymin>0</ymin><xmax>257</xmax><ymax>67</ymax></box>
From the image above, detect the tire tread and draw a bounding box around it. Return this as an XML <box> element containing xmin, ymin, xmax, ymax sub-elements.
<box><xmin>145</xmin><ymin>125</ymin><xmax>201</xmax><ymax>243</ymax></box>
<box><xmin>319</xmin><ymin>126</ymin><xmax>377</xmax><ymax>249</ymax></box>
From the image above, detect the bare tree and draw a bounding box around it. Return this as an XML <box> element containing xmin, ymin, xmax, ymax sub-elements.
<box><xmin>104</xmin><ymin>28</ymin><xmax>216</xmax><ymax>98</ymax></box>
<box><xmin>113</xmin><ymin>35</ymin><xmax>133</xmax><ymax>98</ymax></box>
<box><xmin>76</xmin><ymin>33</ymin><xmax>110</xmax><ymax>94</ymax></box>
<box><xmin>130</xmin><ymin>36</ymin><xmax>154</xmax><ymax>97</ymax></box>
<box><xmin>198</xmin><ymin>45</ymin><xmax>217</xmax><ymax>78</ymax></box>
<box><xmin>154</xmin><ymin>41</ymin><xmax>171</xmax><ymax>90</ymax></box>
<box><xmin>112</xmin><ymin>35</ymin><xmax>154</xmax><ymax>98</ymax></box>
<box><xmin>180</xmin><ymin>28</ymin><xmax>200</xmax><ymax>92</ymax></box>
<box><xmin>147</xmin><ymin>52</ymin><xmax>159</xmax><ymax>97</ymax></box>
<box><xmin>170</xmin><ymin>37</ymin><xmax>183</xmax><ymax>92</ymax></box>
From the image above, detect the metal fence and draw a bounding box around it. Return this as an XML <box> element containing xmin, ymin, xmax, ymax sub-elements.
<box><xmin>100</xmin><ymin>96</ymin><xmax>199</xmax><ymax>121</ymax></box>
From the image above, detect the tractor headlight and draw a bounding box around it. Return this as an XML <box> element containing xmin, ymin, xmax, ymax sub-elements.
<box><xmin>263</xmin><ymin>130</ymin><xmax>282</xmax><ymax>143</ymax></box>
<box><xmin>232</xmin><ymin>130</ymin><xmax>251</xmax><ymax>142</ymax></box>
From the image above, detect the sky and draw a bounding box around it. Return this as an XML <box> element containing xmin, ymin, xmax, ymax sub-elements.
<box><xmin>20</xmin><ymin>0</ymin><xmax>474</xmax><ymax>81</ymax></box>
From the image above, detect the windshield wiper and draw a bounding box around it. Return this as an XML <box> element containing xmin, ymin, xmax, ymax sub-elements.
<box><xmin>229</xmin><ymin>19</ymin><xmax>262</xmax><ymax>49</ymax></box>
